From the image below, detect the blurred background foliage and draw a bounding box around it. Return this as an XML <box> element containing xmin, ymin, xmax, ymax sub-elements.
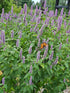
<box><xmin>0</xmin><ymin>0</ymin><xmax>13</xmax><ymax>13</ymax></box>
<box><xmin>0</xmin><ymin>0</ymin><xmax>70</xmax><ymax>13</ymax></box>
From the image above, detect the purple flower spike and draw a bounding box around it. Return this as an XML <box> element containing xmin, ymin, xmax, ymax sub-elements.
<box><xmin>39</xmin><ymin>24</ymin><xmax>45</xmax><ymax>36</ymax></box>
<box><xmin>1</xmin><ymin>18</ymin><xmax>4</xmax><ymax>22</ymax></box>
<box><xmin>50</xmin><ymin>65</ymin><xmax>52</xmax><ymax>69</ymax></box>
<box><xmin>57</xmin><ymin>16</ymin><xmax>62</xmax><ymax>31</ymax></box>
<box><xmin>44</xmin><ymin>0</ymin><xmax>46</xmax><ymax>8</ymax></box>
<box><xmin>37</xmin><ymin>51</ymin><xmax>40</xmax><ymax>62</ymax></box>
<box><xmin>20</xmin><ymin>48</ymin><xmax>22</xmax><ymax>59</ymax></box>
<box><xmin>66</xmin><ymin>29</ymin><xmax>70</xmax><ymax>33</ymax></box>
<box><xmin>0</xmin><ymin>40</ymin><xmax>2</xmax><ymax>48</ymax></box>
<box><xmin>30</xmin><ymin>5</ymin><xmax>33</xmax><ymax>16</ymax></box>
<box><xmin>30</xmin><ymin>28</ymin><xmax>32</xmax><ymax>32</ymax></box>
<box><xmin>11</xmin><ymin>6</ymin><xmax>13</xmax><ymax>15</ymax></box>
<box><xmin>64</xmin><ymin>20</ymin><xmax>66</xmax><ymax>28</ymax></box>
<box><xmin>23</xmin><ymin>56</ymin><xmax>25</xmax><ymax>63</ymax></box>
<box><xmin>54</xmin><ymin>32</ymin><xmax>56</xmax><ymax>36</ymax></box>
<box><xmin>19</xmin><ymin>31</ymin><xmax>22</xmax><ymax>38</ymax></box>
<box><xmin>43</xmin><ymin>45</ymin><xmax>48</xmax><ymax>58</ymax></box>
<box><xmin>23</xmin><ymin>13</ymin><xmax>26</xmax><ymax>23</ymax></box>
<box><xmin>46</xmin><ymin>38</ymin><xmax>49</xmax><ymax>43</ymax></box>
<box><xmin>55</xmin><ymin>9</ymin><xmax>58</xmax><ymax>16</ymax></box>
<box><xmin>51</xmin><ymin>20</ymin><xmax>54</xmax><ymax>26</ymax></box>
<box><xmin>25</xmin><ymin>21</ymin><xmax>27</xmax><ymax>26</ymax></box>
<box><xmin>2</xmin><ymin>77</ymin><xmax>5</xmax><ymax>85</ymax></box>
<box><xmin>45</xmin><ymin>17</ymin><xmax>49</xmax><ymax>26</ymax></box>
<box><xmin>60</xmin><ymin>8</ymin><xmax>64</xmax><ymax>16</ymax></box>
<box><xmin>24</xmin><ymin>3</ymin><xmax>27</xmax><ymax>14</ymax></box>
<box><xmin>1</xmin><ymin>8</ymin><xmax>4</xmax><ymax>18</ymax></box>
<box><xmin>1</xmin><ymin>30</ymin><xmax>5</xmax><ymax>44</ymax></box>
<box><xmin>66</xmin><ymin>38</ymin><xmax>68</xmax><ymax>44</ymax></box>
<box><xmin>20</xmin><ymin>8</ymin><xmax>23</xmax><ymax>15</ymax></box>
<box><xmin>16</xmin><ymin>39</ymin><xmax>19</xmax><ymax>47</ymax></box>
<box><xmin>38</xmin><ymin>38</ymin><xmax>40</xmax><ymax>47</ymax></box>
<box><xmin>37</xmin><ymin>34</ymin><xmax>40</xmax><ymax>39</ymax></box>
<box><xmin>29</xmin><ymin>65</ymin><xmax>32</xmax><ymax>73</ymax></box>
<box><xmin>35</xmin><ymin>5</ymin><xmax>38</xmax><ymax>15</ymax></box>
<box><xmin>64</xmin><ymin>12</ymin><xmax>66</xmax><ymax>18</ymax></box>
<box><xmin>28</xmin><ymin>46</ymin><xmax>32</xmax><ymax>54</ymax></box>
<box><xmin>13</xmin><ymin>13</ymin><xmax>17</xmax><ymax>18</ymax></box>
<box><xmin>48</xmin><ymin>11</ymin><xmax>54</xmax><ymax>17</ymax></box>
<box><xmin>51</xmin><ymin>45</ymin><xmax>53</xmax><ymax>50</ymax></box>
<box><xmin>49</xmin><ymin>51</ymin><xmax>54</xmax><ymax>60</ymax></box>
<box><xmin>11</xmin><ymin>30</ymin><xmax>14</xmax><ymax>38</ymax></box>
<box><xmin>68</xmin><ymin>10</ymin><xmax>70</xmax><ymax>16</ymax></box>
<box><xmin>63</xmin><ymin>78</ymin><xmax>65</xmax><ymax>83</ymax></box>
<box><xmin>59</xmin><ymin>43</ymin><xmax>62</xmax><ymax>50</ymax></box>
<box><xmin>67</xmin><ymin>54</ymin><xmax>69</xmax><ymax>58</ymax></box>
<box><xmin>29</xmin><ymin>76</ymin><xmax>32</xmax><ymax>85</ymax></box>
<box><xmin>53</xmin><ymin>56</ymin><xmax>58</xmax><ymax>65</ymax></box>
<box><xmin>31</xmin><ymin>13</ymin><xmax>36</xmax><ymax>22</ymax></box>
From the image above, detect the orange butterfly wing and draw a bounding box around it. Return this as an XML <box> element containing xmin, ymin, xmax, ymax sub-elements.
<box><xmin>40</xmin><ymin>42</ymin><xmax>48</xmax><ymax>49</ymax></box>
<box><xmin>40</xmin><ymin>43</ymin><xmax>44</xmax><ymax>49</ymax></box>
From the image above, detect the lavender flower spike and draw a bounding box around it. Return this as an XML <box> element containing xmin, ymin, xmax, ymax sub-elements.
<box><xmin>60</xmin><ymin>8</ymin><xmax>64</xmax><ymax>16</ymax></box>
<box><xmin>0</xmin><ymin>40</ymin><xmax>2</xmax><ymax>48</ymax></box>
<box><xmin>64</xmin><ymin>20</ymin><xmax>66</xmax><ymax>28</ymax></box>
<box><xmin>53</xmin><ymin>56</ymin><xmax>58</xmax><ymax>65</ymax></box>
<box><xmin>43</xmin><ymin>45</ymin><xmax>48</xmax><ymax>58</ymax></box>
<box><xmin>57</xmin><ymin>16</ymin><xmax>62</xmax><ymax>31</ymax></box>
<box><xmin>19</xmin><ymin>31</ymin><xmax>22</xmax><ymax>38</ymax></box>
<box><xmin>46</xmin><ymin>38</ymin><xmax>49</xmax><ymax>43</ymax></box>
<box><xmin>1</xmin><ymin>8</ymin><xmax>4</xmax><ymax>18</ymax></box>
<box><xmin>50</xmin><ymin>65</ymin><xmax>52</xmax><ymax>69</ymax></box>
<box><xmin>55</xmin><ymin>9</ymin><xmax>58</xmax><ymax>16</ymax></box>
<box><xmin>44</xmin><ymin>0</ymin><xmax>46</xmax><ymax>9</ymax></box>
<box><xmin>20</xmin><ymin>8</ymin><xmax>23</xmax><ymax>15</ymax></box>
<box><xmin>29</xmin><ymin>76</ymin><xmax>32</xmax><ymax>85</ymax></box>
<box><xmin>39</xmin><ymin>24</ymin><xmax>45</xmax><ymax>36</ymax></box>
<box><xmin>28</xmin><ymin>45</ymin><xmax>32</xmax><ymax>54</ymax></box>
<box><xmin>23</xmin><ymin>56</ymin><xmax>25</xmax><ymax>63</ymax></box>
<box><xmin>51</xmin><ymin>45</ymin><xmax>53</xmax><ymax>50</ymax></box>
<box><xmin>29</xmin><ymin>65</ymin><xmax>32</xmax><ymax>73</ymax></box>
<box><xmin>59</xmin><ymin>43</ymin><xmax>62</xmax><ymax>50</ymax></box>
<box><xmin>37</xmin><ymin>51</ymin><xmax>40</xmax><ymax>62</ymax></box>
<box><xmin>30</xmin><ymin>5</ymin><xmax>33</xmax><ymax>16</ymax></box>
<box><xmin>2</xmin><ymin>77</ymin><xmax>5</xmax><ymax>85</ymax></box>
<box><xmin>49</xmin><ymin>51</ymin><xmax>54</xmax><ymax>60</ymax></box>
<box><xmin>68</xmin><ymin>10</ymin><xmax>70</xmax><ymax>16</ymax></box>
<box><xmin>20</xmin><ymin>48</ymin><xmax>22</xmax><ymax>59</ymax></box>
<box><xmin>11</xmin><ymin>30</ymin><xmax>14</xmax><ymax>38</ymax></box>
<box><xmin>66</xmin><ymin>38</ymin><xmax>68</xmax><ymax>44</ymax></box>
<box><xmin>16</xmin><ymin>39</ymin><xmax>19</xmax><ymax>47</ymax></box>
<box><xmin>11</xmin><ymin>6</ymin><xmax>13</xmax><ymax>15</ymax></box>
<box><xmin>24</xmin><ymin>3</ymin><xmax>27</xmax><ymax>14</ymax></box>
<box><xmin>63</xmin><ymin>78</ymin><xmax>65</xmax><ymax>83</ymax></box>
<box><xmin>1</xmin><ymin>30</ymin><xmax>5</xmax><ymax>44</ymax></box>
<box><xmin>38</xmin><ymin>38</ymin><xmax>40</xmax><ymax>47</ymax></box>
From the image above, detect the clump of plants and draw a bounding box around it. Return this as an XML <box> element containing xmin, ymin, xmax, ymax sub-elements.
<box><xmin>0</xmin><ymin>2</ymin><xmax>70</xmax><ymax>93</ymax></box>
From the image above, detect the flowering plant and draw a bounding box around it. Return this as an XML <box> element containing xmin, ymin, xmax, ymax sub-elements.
<box><xmin>0</xmin><ymin>3</ymin><xmax>70</xmax><ymax>93</ymax></box>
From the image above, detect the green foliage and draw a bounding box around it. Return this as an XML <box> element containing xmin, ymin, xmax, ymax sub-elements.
<box><xmin>0</xmin><ymin>0</ymin><xmax>13</xmax><ymax>13</ymax></box>
<box><xmin>47</xmin><ymin>0</ymin><xmax>56</xmax><ymax>10</ymax></box>
<box><xmin>0</xmin><ymin>6</ymin><xmax>70</xmax><ymax>93</ymax></box>
<box><xmin>13</xmin><ymin>0</ymin><xmax>34</xmax><ymax>8</ymax></box>
<box><xmin>13</xmin><ymin>4</ymin><xmax>22</xmax><ymax>13</ymax></box>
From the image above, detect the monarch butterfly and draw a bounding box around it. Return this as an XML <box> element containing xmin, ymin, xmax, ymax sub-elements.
<box><xmin>40</xmin><ymin>42</ymin><xmax>48</xmax><ymax>49</ymax></box>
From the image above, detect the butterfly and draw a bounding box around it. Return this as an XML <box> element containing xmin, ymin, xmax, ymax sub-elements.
<box><xmin>0</xmin><ymin>71</ymin><xmax>3</xmax><ymax>76</ymax></box>
<box><xmin>40</xmin><ymin>42</ymin><xmax>48</xmax><ymax>49</ymax></box>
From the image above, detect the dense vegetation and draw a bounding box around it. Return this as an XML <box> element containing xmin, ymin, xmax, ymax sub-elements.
<box><xmin>0</xmin><ymin>3</ymin><xmax>70</xmax><ymax>93</ymax></box>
